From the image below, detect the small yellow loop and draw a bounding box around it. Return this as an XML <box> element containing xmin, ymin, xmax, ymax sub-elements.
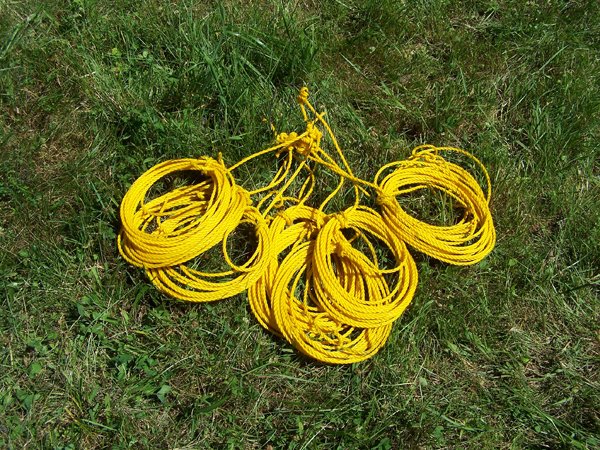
<box><xmin>297</xmin><ymin>86</ymin><xmax>309</xmax><ymax>104</ymax></box>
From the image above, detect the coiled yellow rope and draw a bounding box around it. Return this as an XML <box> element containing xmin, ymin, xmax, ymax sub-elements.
<box><xmin>375</xmin><ymin>146</ymin><xmax>496</xmax><ymax>265</ymax></box>
<box><xmin>312</xmin><ymin>207</ymin><xmax>418</xmax><ymax>328</ymax></box>
<box><xmin>118</xmin><ymin>157</ymin><xmax>248</xmax><ymax>268</ymax></box>
<box><xmin>117</xmin><ymin>87</ymin><xmax>496</xmax><ymax>364</ymax></box>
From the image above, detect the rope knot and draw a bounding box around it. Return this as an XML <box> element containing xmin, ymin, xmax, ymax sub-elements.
<box><xmin>140</xmin><ymin>205</ymin><xmax>151</xmax><ymax>217</ymax></box>
<box><xmin>272</xmin><ymin>195</ymin><xmax>285</xmax><ymax>209</ymax></box>
<box><xmin>411</xmin><ymin>146</ymin><xmax>441</xmax><ymax>165</ymax></box>
<box><xmin>412</xmin><ymin>145</ymin><xmax>436</xmax><ymax>157</ymax></box>
<box><xmin>276</xmin><ymin>131</ymin><xmax>297</xmax><ymax>144</ymax></box>
<box><xmin>335</xmin><ymin>332</ymin><xmax>345</xmax><ymax>349</ymax></box>
<box><xmin>191</xmin><ymin>159</ymin><xmax>205</xmax><ymax>171</ymax></box>
<box><xmin>236</xmin><ymin>187</ymin><xmax>252</xmax><ymax>206</ymax></box>
<box><xmin>277</xmin><ymin>210</ymin><xmax>294</xmax><ymax>227</ymax></box>
<box><xmin>334</xmin><ymin>211</ymin><xmax>351</xmax><ymax>229</ymax></box>
<box><xmin>314</xmin><ymin>215</ymin><xmax>325</xmax><ymax>230</ymax></box>
<box><xmin>335</xmin><ymin>240</ymin><xmax>348</xmax><ymax>258</ymax></box>
<box><xmin>297</xmin><ymin>87</ymin><xmax>309</xmax><ymax>105</ymax></box>
<box><xmin>376</xmin><ymin>191</ymin><xmax>395</xmax><ymax>206</ymax></box>
<box><xmin>298</xmin><ymin>122</ymin><xmax>322</xmax><ymax>157</ymax></box>
<box><xmin>276</xmin><ymin>123</ymin><xmax>322</xmax><ymax>157</ymax></box>
<box><xmin>306</xmin><ymin>121</ymin><xmax>323</xmax><ymax>144</ymax></box>
<box><xmin>255</xmin><ymin>220</ymin><xmax>269</xmax><ymax>235</ymax></box>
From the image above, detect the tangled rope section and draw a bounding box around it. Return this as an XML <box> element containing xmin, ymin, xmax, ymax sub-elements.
<box><xmin>118</xmin><ymin>87</ymin><xmax>496</xmax><ymax>364</ymax></box>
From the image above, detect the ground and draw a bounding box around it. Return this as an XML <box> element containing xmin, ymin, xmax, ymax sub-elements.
<box><xmin>0</xmin><ymin>0</ymin><xmax>599</xmax><ymax>448</ymax></box>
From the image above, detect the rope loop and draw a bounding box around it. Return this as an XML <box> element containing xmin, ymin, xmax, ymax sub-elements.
<box><xmin>297</xmin><ymin>86</ymin><xmax>309</xmax><ymax>105</ymax></box>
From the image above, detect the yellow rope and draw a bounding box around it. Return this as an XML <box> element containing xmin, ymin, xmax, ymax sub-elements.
<box><xmin>117</xmin><ymin>87</ymin><xmax>496</xmax><ymax>364</ymax></box>
<box><xmin>118</xmin><ymin>157</ymin><xmax>248</xmax><ymax>268</ymax></box>
<box><xmin>374</xmin><ymin>146</ymin><xmax>496</xmax><ymax>265</ymax></box>
<box><xmin>312</xmin><ymin>207</ymin><xmax>418</xmax><ymax>328</ymax></box>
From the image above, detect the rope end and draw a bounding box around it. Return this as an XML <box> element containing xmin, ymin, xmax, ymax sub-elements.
<box><xmin>297</xmin><ymin>87</ymin><xmax>309</xmax><ymax>105</ymax></box>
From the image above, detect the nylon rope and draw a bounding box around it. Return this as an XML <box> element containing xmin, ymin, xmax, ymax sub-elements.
<box><xmin>117</xmin><ymin>87</ymin><xmax>496</xmax><ymax>364</ymax></box>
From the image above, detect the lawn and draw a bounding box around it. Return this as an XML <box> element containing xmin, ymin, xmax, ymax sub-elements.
<box><xmin>1</xmin><ymin>0</ymin><xmax>599</xmax><ymax>448</ymax></box>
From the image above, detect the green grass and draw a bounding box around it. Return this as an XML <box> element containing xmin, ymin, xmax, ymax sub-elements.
<box><xmin>1</xmin><ymin>0</ymin><xmax>599</xmax><ymax>448</ymax></box>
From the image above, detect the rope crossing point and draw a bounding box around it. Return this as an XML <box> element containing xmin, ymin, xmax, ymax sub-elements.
<box><xmin>118</xmin><ymin>87</ymin><xmax>496</xmax><ymax>364</ymax></box>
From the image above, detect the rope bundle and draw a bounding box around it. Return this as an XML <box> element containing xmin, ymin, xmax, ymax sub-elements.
<box><xmin>118</xmin><ymin>87</ymin><xmax>496</xmax><ymax>364</ymax></box>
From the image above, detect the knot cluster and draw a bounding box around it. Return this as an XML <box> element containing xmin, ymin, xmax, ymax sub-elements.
<box><xmin>276</xmin><ymin>121</ymin><xmax>323</xmax><ymax>158</ymax></box>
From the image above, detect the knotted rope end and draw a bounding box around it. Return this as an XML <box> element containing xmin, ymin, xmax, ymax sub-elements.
<box><xmin>297</xmin><ymin>87</ymin><xmax>309</xmax><ymax>105</ymax></box>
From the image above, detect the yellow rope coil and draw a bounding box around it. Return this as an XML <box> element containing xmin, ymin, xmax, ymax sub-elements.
<box><xmin>117</xmin><ymin>87</ymin><xmax>496</xmax><ymax>364</ymax></box>
<box><xmin>118</xmin><ymin>157</ymin><xmax>248</xmax><ymax>268</ymax></box>
<box><xmin>375</xmin><ymin>146</ymin><xmax>496</xmax><ymax>265</ymax></box>
<box><xmin>248</xmin><ymin>204</ymin><xmax>324</xmax><ymax>336</ymax></box>
<box><xmin>312</xmin><ymin>207</ymin><xmax>418</xmax><ymax>328</ymax></box>
<box><xmin>272</xmin><ymin>240</ymin><xmax>392</xmax><ymax>364</ymax></box>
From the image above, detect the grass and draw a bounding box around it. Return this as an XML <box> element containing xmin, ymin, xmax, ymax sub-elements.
<box><xmin>1</xmin><ymin>0</ymin><xmax>599</xmax><ymax>448</ymax></box>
